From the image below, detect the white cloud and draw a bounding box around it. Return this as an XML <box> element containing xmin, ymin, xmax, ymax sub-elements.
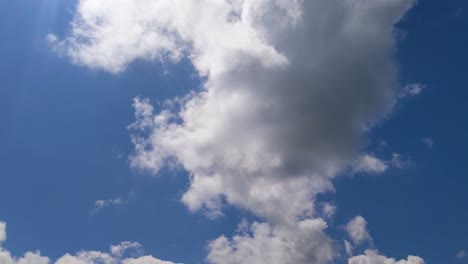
<box><xmin>399</xmin><ymin>83</ymin><xmax>426</xmax><ymax>98</ymax></box>
<box><xmin>53</xmin><ymin>0</ymin><xmax>423</xmax><ymax>262</ymax></box>
<box><xmin>0</xmin><ymin>221</ymin><xmax>6</xmax><ymax>244</ymax></box>
<box><xmin>0</xmin><ymin>251</ymin><xmax>50</xmax><ymax>264</ymax></box>
<box><xmin>207</xmin><ymin>219</ymin><xmax>335</xmax><ymax>264</ymax></box>
<box><xmin>123</xmin><ymin>256</ymin><xmax>177</xmax><ymax>264</ymax></box>
<box><xmin>92</xmin><ymin>197</ymin><xmax>126</xmax><ymax>214</ymax></box>
<box><xmin>0</xmin><ymin>222</ymin><xmax>50</xmax><ymax>264</ymax></box>
<box><xmin>346</xmin><ymin>216</ymin><xmax>372</xmax><ymax>246</ymax></box>
<box><xmin>345</xmin><ymin>219</ymin><xmax>425</xmax><ymax>264</ymax></box>
<box><xmin>353</xmin><ymin>153</ymin><xmax>414</xmax><ymax>175</ymax></box>
<box><xmin>0</xmin><ymin>220</ymin><xmax>177</xmax><ymax>264</ymax></box>
<box><xmin>322</xmin><ymin>203</ymin><xmax>337</xmax><ymax>219</ymax></box>
<box><xmin>353</xmin><ymin>155</ymin><xmax>389</xmax><ymax>174</ymax></box>
<box><xmin>110</xmin><ymin>242</ymin><xmax>142</xmax><ymax>257</ymax></box>
<box><xmin>348</xmin><ymin>250</ymin><xmax>425</xmax><ymax>264</ymax></box>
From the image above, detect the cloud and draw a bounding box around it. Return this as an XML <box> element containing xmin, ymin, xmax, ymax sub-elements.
<box><xmin>0</xmin><ymin>221</ymin><xmax>6</xmax><ymax>244</ymax></box>
<box><xmin>321</xmin><ymin>203</ymin><xmax>337</xmax><ymax>219</ymax></box>
<box><xmin>348</xmin><ymin>250</ymin><xmax>425</xmax><ymax>264</ymax></box>
<box><xmin>0</xmin><ymin>222</ymin><xmax>51</xmax><ymax>264</ymax></box>
<box><xmin>123</xmin><ymin>0</ymin><xmax>415</xmax><ymax>222</ymax></box>
<box><xmin>207</xmin><ymin>219</ymin><xmax>335</xmax><ymax>264</ymax></box>
<box><xmin>399</xmin><ymin>83</ymin><xmax>426</xmax><ymax>98</ymax></box>
<box><xmin>92</xmin><ymin>197</ymin><xmax>126</xmax><ymax>214</ymax></box>
<box><xmin>353</xmin><ymin>155</ymin><xmax>389</xmax><ymax>174</ymax></box>
<box><xmin>421</xmin><ymin>138</ymin><xmax>434</xmax><ymax>148</ymax></box>
<box><xmin>457</xmin><ymin>250</ymin><xmax>467</xmax><ymax>260</ymax></box>
<box><xmin>345</xmin><ymin>218</ymin><xmax>426</xmax><ymax>264</ymax></box>
<box><xmin>346</xmin><ymin>216</ymin><xmax>372</xmax><ymax>246</ymax></box>
<box><xmin>352</xmin><ymin>152</ymin><xmax>413</xmax><ymax>175</ymax></box>
<box><xmin>344</xmin><ymin>240</ymin><xmax>354</xmax><ymax>257</ymax></box>
<box><xmin>390</xmin><ymin>153</ymin><xmax>414</xmax><ymax>169</ymax></box>
<box><xmin>53</xmin><ymin>0</ymin><xmax>423</xmax><ymax>262</ymax></box>
<box><xmin>0</xmin><ymin>220</ymin><xmax>177</xmax><ymax>264</ymax></box>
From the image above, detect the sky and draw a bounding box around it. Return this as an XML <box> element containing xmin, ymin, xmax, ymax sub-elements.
<box><xmin>0</xmin><ymin>0</ymin><xmax>467</xmax><ymax>264</ymax></box>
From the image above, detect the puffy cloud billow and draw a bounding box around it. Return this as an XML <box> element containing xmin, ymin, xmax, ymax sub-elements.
<box><xmin>50</xmin><ymin>0</ymin><xmax>424</xmax><ymax>263</ymax></box>
<box><xmin>0</xmin><ymin>220</ymin><xmax>177</xmax><ymax>264</ymax></box>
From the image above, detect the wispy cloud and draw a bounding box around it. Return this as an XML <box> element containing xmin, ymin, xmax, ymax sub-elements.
<box><xmin>457</xmin><ymin>250</ymin><xmax>467</xmax><ymax>260</ymax></box>
<box><xmin>421</xmin><ymin>137</ymin><xmax>434</xmax><ymax>148</ymax></box>
<box><xmin>91</xmin><ymin>197</ymin><xmax>126</xmax><ymax>214</ymax></box>
<box><xmin>399</xmin><ymin>83</ymin><xmax>427</xmax><ymax>98</ymax></box>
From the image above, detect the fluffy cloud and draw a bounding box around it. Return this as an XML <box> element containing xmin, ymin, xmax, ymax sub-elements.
<box><xmin>346</xmin><ymin>216</ymin><xmax>372</xmax><ymax>246</ymax></box>
<box><xmin>0</xmin><ymin>221</ymin><xmax>51</xmax><ymax>264</ymax></box>
<box><xmin>207</xmin><ymin>219</ymin><xmax>335</xmax><ymax>264</ymax></box>
<box><xmin>348</xmin><ymin>250</ymin><xmax>425</xmax><ymax>264</ymax></box>
<box><xmin>0</xmin><ymin>220</ymin><xmax>176</xmax><ymax>264</ymax></box>
<box><xmin>345</xmin><ymin>218</ymin><xmax>425</xmax><ymax>264</ymax></box>
<box><xmin>124</xmin><ymin>0</ymin><xmax>416</xmax><ymax>222</ymax></box>
<box><xmin>53</xmin><ymin>0</ymin><xmax>423</xmax><ymax>262</ymax></box>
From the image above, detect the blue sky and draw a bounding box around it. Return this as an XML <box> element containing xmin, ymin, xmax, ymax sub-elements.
<box><xmin>0</xmin><ymin>1</ymin><xmax>467</xmax><ymax>264</ymax></box>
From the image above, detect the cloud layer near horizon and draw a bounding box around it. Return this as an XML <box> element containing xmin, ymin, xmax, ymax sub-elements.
<box><xmin>49</xmin><ymin>0</ymin><xmax>424</xmax><ymax>263</ymax></box>
<box><xmin>0</xmin><ymin>221</ymin><xmax>177</xmax><ymax>264</ymax></box>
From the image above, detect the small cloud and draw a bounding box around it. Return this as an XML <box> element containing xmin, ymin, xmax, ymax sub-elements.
<box><xmin>399</xmin><ymin>83</ymin><xmax>426</xmax><ymax>98</ymax></box>
<box><xmin>110</xmin><ymin>241</ymin><xmax>142</xmax><ymax>257</ymax></box>
<box><xmin>390</xmin><ymin>153</ymin><xmax>413</xmax><ymax>169</ymax></box>
<box><xmin>421</xmin><ymin>137</ymin><xmax>434</xmax><ymax>148</ymax></box>
<box><xmin>321</xmin><ymin>203</ymin><xmax>336</xmax><ymax>219</ymax></box>
<box><xmin>346</xmin><ymin>216</ymin><xmax>372</xmax><ymax>246</ymax></box>
<box><xmin>353</xmin><ymin>154</ymin><xmax>388</xmax><ymax>174</ymax></box>
<box><xmin>457</xmin><ymin>250</ymin><xmax>467</xmax><ymax>259</ymax></box>
<box><xmin>0</xmin><ymin>221</ymin><xmax>6</xmax><ymax>244</ymax></box>
<box><xmin>45</xmin><ymin>34</ymin><xmax>58</xmax><ymax>44</ymax></box>
<box><xmin>91</xmin><ymin>197</ymin><xmax>126</xmax><ymax>214</ymax></box>
<box><xmin>352</xmin><ymin>153</ymin><xmax>413</xmax><ymax>175</ymax></box>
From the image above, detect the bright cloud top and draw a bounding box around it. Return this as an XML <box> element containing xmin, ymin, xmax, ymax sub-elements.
<box><xmin>51</xmin><ymin>0</ymin><xmax>424</xmax><ymax>263</ymax></box>
<box><xmin>349</xmin><ymin>250</ymin><xmax>424</xmax><ymax>264</ymax></box>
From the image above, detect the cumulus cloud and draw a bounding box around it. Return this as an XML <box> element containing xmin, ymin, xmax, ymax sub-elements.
<box><xmin>207</xmin><ymin>219</ymin><xmax>335</xmax><ymax>264</ymax></box>
<box><xmin>348</xmin><ymin>250</ymin><xmax>425</xmax><ymax>264</ymax></box>
<box><xmin>1</xmin><ymin>222</ymin><xmax>50</xmax><ymax>264</ymax></box>
<box><xmin>346</xmin><ymin>216</ymin><xmax>372</xmax><ymax>246</ymax></box>
<box><xmin>345</xmin><ymin>218</ymin><xmax>426</xmax><ymax>264</ymax></box>
<box><xmin>0</xmin><ymin>220</ymin><xmax>177</xmax><ymax>264</ymax></box>
<box><xmin>52</xmin><ymin>0</ymin><xmax>424</xmax><ymax>262</ymax></box>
